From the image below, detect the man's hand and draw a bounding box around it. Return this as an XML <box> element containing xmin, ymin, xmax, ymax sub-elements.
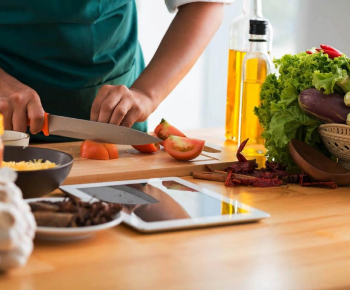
<box><xmin>90</xmin><ymin>85</ymin><xmax>155</xmax><ymax>128</ymax></box>
<box><xmin>0</xmin><ymin>69</ymin><xmax>45</xmax><ymax>133</ymax></box>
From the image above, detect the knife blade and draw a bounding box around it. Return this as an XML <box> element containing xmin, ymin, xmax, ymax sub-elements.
<box><xmin>36</xmin><ymin>113</ymin><xmax>162</xmax><ymax>145</ymax></box>
<box><xmin>202</xmin><ymin>145</ymin><xmax>221</xmax><ymax>153</ymax></box>
<box><xmin>80</xmin><ymin>185</ymin><xmax>159</xmax><ymax>205</ymax></box>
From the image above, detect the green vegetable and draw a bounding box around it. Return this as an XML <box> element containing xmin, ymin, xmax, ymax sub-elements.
<box><xmin>345</xmin><ymin>92</ymin><xmax>350</xmax><ymax>106</ymax></box>
<box><xmin>255</xmin><ymin>51</ymin><xmax>350</xmax><ymax>169</ymax></box>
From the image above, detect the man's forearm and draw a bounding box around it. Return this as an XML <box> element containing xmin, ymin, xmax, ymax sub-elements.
<box><xmin>131</xmin><ymin>2</ymin><xmax>224</xmax><ymax>111</ymax></box>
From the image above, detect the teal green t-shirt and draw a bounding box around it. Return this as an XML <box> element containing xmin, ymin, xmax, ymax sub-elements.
<box><xmin>0</xmin><ymin>0</ymin><xmax>147</xmax><ymax>142</ymax></box>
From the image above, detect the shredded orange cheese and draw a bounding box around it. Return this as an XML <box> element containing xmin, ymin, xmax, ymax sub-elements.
<box><xmin>2</xmin><ymin>160</ymin><xmax>57</xmax><ymax>171</ymax></box>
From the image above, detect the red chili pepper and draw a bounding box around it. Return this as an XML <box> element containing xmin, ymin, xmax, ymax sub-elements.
<box><xmin>305</xmin><ymin>50</ymin><xmax>313</xmax><ymax>55</ymax></box>
<box><xmin>236</xmin><ymin>138</ymin><xmax>249</xmax><ymax>162</ymax></box>
<box><xmin>299</xmin><ymin>172</ymin><xmax>337</xmax><ymax>189</ymax></box>
<box><xmin>315</xmin><ymin>48</ymin><xmax>341</xmax><ymax>59</ymax></box>
<box><xmin>320</xmin><ymin>44</ymin><xmax>342</xmax><ymax>55</ymax></box>
<box><xmin>323</xmin><ymin>49</ymin><xmax>341</xmax><ymax>59</ymax></box>
<box><xmin>301</xmin><ymin>181</ymin><xmax>337</xmax><ymax>189</ymax></box>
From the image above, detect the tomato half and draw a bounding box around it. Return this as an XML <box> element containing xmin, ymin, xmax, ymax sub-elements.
<box><xmin>80</xmin><ymin>141</ymin><xmax>119</xmax><ymax>160</ymax></box>
<box><xmin>132</xmin><ymin>143</ymin><xmax>160</xmax><ymax>153</ymax></box>
<box><xmin>103</xmin><ymin>143</ymin><xmax>119</xmax><ymax>159</ymax></box>
<box><xmin>154</xmin><ymin>119</ymin><xmax>186</xmax><ymax>141</ymax></box>
<box><xmin>80</xmin><ymin>140</ymin><xmax>109</xmax><ymax>160</ymax></box>
<box><xmin>163</xmin><ymin>136</ymin><xmax>205</xmax><ymax>161</ymax></box>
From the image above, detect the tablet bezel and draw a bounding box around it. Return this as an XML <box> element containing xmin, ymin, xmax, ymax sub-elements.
<box><xmin>60</xmin><ymin>177</ymin><xmax>270</xmax><ymax>233</ymax></box>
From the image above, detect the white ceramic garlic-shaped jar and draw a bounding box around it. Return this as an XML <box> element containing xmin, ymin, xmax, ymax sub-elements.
<box><xmin>0</xmin><ymin>168</ymin><xmax>36</xmax><ymax>271</ymax></box>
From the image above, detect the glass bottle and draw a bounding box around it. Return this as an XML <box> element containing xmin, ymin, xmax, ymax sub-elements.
<box><xmin>225</xmin><ymin>0</ymin><xmax>272</xmax><ymax>142</ymax></box>
<box><xmin>238</xmin><ymin>20</ymin><xmax>271</xmax><ymax>156</ymax></box>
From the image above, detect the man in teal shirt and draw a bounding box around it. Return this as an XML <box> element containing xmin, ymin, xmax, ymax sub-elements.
<box><xmin>0</xmin><ymin>1</ymin><xmax>229</xmax><ymax>142</ymax></box>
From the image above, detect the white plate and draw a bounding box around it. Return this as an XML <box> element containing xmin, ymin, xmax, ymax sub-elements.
<box><xmin>26</xmin><ymin>197</ymin><xmax>123</xmax><ymax>241</ymax></box>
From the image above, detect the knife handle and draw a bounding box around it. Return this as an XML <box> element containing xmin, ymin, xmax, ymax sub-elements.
<box><xmin>27</xmin><ymin>112</ymin><xmax>50</xmax><ymax>136</ymax></box>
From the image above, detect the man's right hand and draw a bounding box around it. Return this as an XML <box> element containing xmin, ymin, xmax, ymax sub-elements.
<box><xmin>0</xmin><ymin>69</ymin><xmax>45</xmax><ymax>134</ymax></box>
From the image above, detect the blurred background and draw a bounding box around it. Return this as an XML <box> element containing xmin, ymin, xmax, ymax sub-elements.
<box><xmin>136</xmin><ymin>0</ymin><xmax>350</xmax><ymax>132</ymax></box>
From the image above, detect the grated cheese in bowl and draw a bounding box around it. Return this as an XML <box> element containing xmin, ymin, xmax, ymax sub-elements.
<box><xmin>2</xmin><ymin>160</ymin><xmax>57</xmax><ymax>171</ymax></box>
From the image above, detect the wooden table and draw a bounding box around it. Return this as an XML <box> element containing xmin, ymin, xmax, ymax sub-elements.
<box><xmin>1</xmin><ymin>128</ymin><xmax>350</xmax><ymax>290</ymax></box>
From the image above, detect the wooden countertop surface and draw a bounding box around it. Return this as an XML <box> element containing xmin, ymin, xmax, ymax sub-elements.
<box><xmin>1</xmin><ymin>128</ymin><xmax>350</xmax><ymax>290</ymax></box>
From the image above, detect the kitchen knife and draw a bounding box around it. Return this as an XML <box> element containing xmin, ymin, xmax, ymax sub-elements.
<box><xmin>202</xmin><ymin>146</ymin><xmax>221</xmax><ymax>153</ymax></box>
<box><xmin>80</xmin><ymin>185</ymin><xmax>159</xmax><ymax>205</ymax></box>
<box><xmin>29</xmin><ymin>113</ymin><xmax>162</xmax><ymax>145</ymax></box>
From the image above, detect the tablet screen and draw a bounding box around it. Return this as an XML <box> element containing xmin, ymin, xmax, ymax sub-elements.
<box><xmin>79</xmin><ymin>180</ymin><xmax>249</xmax><ymax>223</ymax></box>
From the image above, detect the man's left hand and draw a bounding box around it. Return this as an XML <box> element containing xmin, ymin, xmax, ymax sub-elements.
<box><xmin>91</xmin><ymin>85</ymin><xmax>154</xmax><ymax>127</ymax></box>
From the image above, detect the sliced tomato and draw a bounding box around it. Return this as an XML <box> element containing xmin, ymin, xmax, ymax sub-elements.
<box><xmin>80</xmin><ymin>141</ymin><xmax>119</xmax><ymax>160</ymax></box>
<box><xmin>103</xmin><ymin>143</ymin><xmax>119</xmax><ymax>159</ymax></box>
<box><xmin>150</xmin><ymin>131</ymin><xmax>164</xmax><ymax>147</ymax></box>
<box><xmin>80</xmin><ymin>140</ymin><xmax>109</xmax><ymax>160</ymax></box>
<box><xmin>131</xmin><ymin>132</ymin><xmax>161</xmax><ymax>153</ymax></box>
<box><xmin>132</xmin><ymin>143</ymin><xmax>160</xmax><ymax>153</ymax></box>
<box><xmin>163</xmin><ymin>136</ymin><xmax>205</xmax><ymax>161</ymax></box>
<box><xmin>154</xmin><ymin>119</ymin><xmax>186</xmax><ymax>141</ymax></box>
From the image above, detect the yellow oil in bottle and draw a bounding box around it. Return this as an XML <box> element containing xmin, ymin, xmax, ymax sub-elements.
<box><xmin>239</xmin><ymin>57</ymin><xmax>267</xmax><ymax>155</ymax></box>
<box><xmin>225</xmin><ymin>49</ymin><xmax>247</xmax><ymax>142</ymax></box>
<box><xmin>221</xmin><ymin>199</ymin><xmax>249</xmax><ymax>215</ymax></box>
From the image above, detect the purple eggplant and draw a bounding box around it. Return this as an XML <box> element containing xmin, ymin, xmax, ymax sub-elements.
<box><xmin>299</xmin><ymin>88</ymin><xmax>350</xmax><ymax>123</ymax></box>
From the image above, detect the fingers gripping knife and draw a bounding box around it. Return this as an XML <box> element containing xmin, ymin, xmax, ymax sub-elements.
<box><xmin>27</xmin><ymin>113</ymin><xmax>161</xmax><ymax>145</ymax></box>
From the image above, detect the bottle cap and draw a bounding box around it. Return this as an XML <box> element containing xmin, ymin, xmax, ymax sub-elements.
<box><xmin>0</xmin><ymin>114</ymin><xmax>3</xmax><ymax>136</ymax></box>
<box><xmin>249</xmin><ymin>19</ymin><xmax>267</xmax><ymax>35</ymax></box>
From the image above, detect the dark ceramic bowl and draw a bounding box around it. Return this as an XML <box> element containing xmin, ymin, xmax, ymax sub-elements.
<box><xmin>3</xmin><ymin>146</ymin><xmax>74</xmax><ymax>198</ymax></box>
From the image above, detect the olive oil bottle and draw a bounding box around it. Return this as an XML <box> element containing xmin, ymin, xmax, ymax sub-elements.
<box><xmin>225</xmin><ymin>0</ymin><xmax>272</xmax><ymax>142</ymax></box>
<box><xmin>238</xmin><ymin>20</ymin><xmax>271</xmax><ymax>155</ymax></box>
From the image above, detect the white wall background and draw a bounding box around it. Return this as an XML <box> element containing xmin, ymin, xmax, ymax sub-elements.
<box><xmin>136</xmin><ymin>0</ymin><xmax>350</xmax><ymax>131</ymax></box>
<box><xmin>296</xmin><ymin>0</ymin><xmax>350</xmax><ymax>55</ymax></box>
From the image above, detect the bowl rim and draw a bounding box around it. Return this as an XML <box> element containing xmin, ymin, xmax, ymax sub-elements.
<box><xmin>3</xmin><ymin>146</ymin><xmax>74</xmax><ymax>172</ymax></box>
<box><xmin>2</xmin><ymin>131</ymin><xmax>30</xmax><ymax>142</ymax></box>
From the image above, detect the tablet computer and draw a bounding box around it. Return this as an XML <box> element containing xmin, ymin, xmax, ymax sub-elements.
<box><xmin>60</xmin><ymin>177</ymin><xmax>269</xmax><ymax>233</ymax></box>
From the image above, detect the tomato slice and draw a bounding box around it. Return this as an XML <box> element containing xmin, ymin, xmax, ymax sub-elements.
<box><xmin>154</xmin><ymin>119</ymin><xmax>186</xmax><ymax>141</ymax></box>
<box><xmin>132</xmin><ymin>143</ymin><xmax>160</xmax><ymax>153</ymax></box>
<box><xmin>80</xmin><ymin>140</ymin><xmax>109</xmax><ymax>160</ymax></box>
<box><xmin>131</xmin><ymin>132</ymin><xmax>160</xmax><ymax>153</ymax></box>
<box><xmin>103</xmin><ymin>143</ymin><xmax>119</xmax><ymax>159</ymax></box>
<box><xmin>163</xmin><ymin>136</ymin><xmax>205</xmax><ymax>161</ymax></box>
<box><xmin>80</xmin><ymin>141</ymin><xmax>119</xmax><ymax>160</ymax></box>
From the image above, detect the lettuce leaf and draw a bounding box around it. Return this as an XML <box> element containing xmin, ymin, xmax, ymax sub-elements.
<box><xmin>313</xmin><ymin>68</ymin><xmax>347</xmax><ymax>94</ymax></box>
<box><xmin>255</xmin><ymin>51</ymin><xmax>350</xmax><ymax>169</ymax></box>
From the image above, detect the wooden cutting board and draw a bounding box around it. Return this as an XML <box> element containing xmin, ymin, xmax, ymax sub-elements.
<box><xmin>33</xmin><ymin>141</ymin><xmax>237</xmax><ymax>185</ymax></box>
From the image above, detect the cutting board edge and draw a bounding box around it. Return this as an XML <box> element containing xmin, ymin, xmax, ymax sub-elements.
<box><xmin>61</xmin><ymin>161</ymin><xmax>233</xmax><ymax>185</ymax></box>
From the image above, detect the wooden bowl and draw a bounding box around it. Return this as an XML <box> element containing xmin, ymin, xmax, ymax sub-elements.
<box><xmin>289</xmin><ymin>139</ymin><xmax>350</xmax><ymax>185</ymax></box>
<box><xmin>318</xmin><ymin>124</ymin><xmax>350</xmax><ymax>169</ymax></box>
<box><xmin>3</xmin><ymin>146</ymin><xmax>74</xmax><ymax>199</ymax></box>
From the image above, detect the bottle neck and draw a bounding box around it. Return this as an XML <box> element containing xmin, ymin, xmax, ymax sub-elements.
<box><xmin>242</xmin><ymin>0</ymin><xmax>263</xmax><ymax>18</ymax></box>
<box><xmin>248</xmin><ymin>34</ymin><xmax>268</xmax><ymax>53</ymax></box>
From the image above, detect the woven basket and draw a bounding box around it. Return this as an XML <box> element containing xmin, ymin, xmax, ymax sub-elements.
<box><xmin>318</xmin><ymin>124</ymin><xmax>350</xmax><ymax>169</ymax></box>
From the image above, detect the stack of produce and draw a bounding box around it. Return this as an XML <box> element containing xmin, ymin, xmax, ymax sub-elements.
<box><xmin>0</xmin><ymin>168</ymin><xmax>36</xmax><ymax>271</ymax></box>
<box><xmin>255</xmin><ymin>45</ymin><xmax>350</xmax><ymax>169</ymax></box>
